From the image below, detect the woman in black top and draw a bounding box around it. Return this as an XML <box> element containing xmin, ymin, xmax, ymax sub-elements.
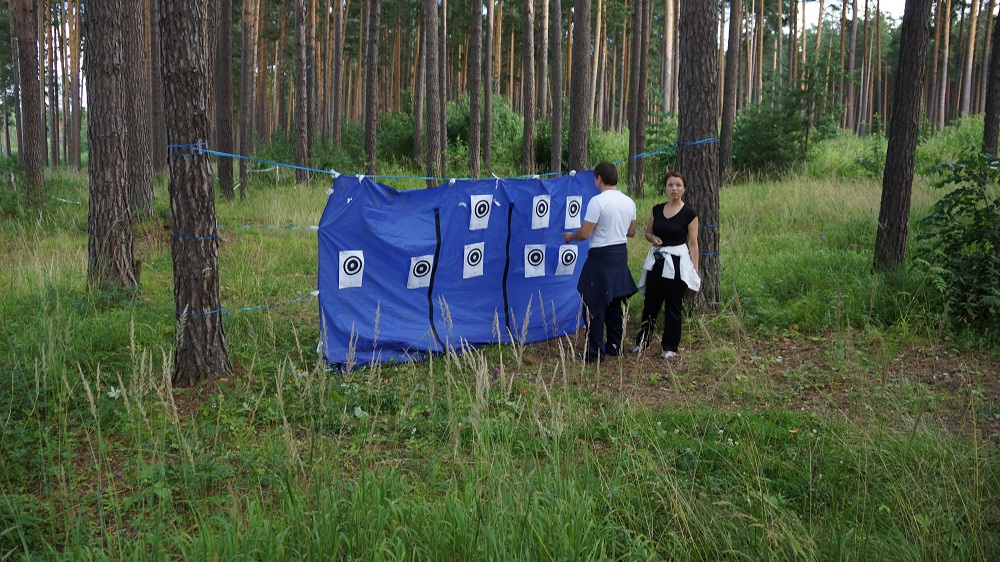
<box><xmin>630</xmin><ymin>170</ymin><xmax>700</xmax><ymax>358</ymax></box>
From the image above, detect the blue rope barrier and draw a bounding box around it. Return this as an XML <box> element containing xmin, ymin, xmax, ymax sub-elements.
<box><xmin>218</xmin><ymin>224</ymin><xmax>318</xmax><ymax>231</ymax></box>
<box><xmin>176</xmin><ymin>308</ymin><xmax>223</xmax><ymax>317</ymax></box>
<box><xmin>167</xmin><ymin>139</ymin><xmax>721</xmax><ymax>184</ymax></box>
<box><xmin>174</xmin><ymin>290</ymin><xmax>319</xmax><ymax>317</ymax></box>
<box><xmin>172</xmin><ymin>232</ymin><xmax>218</xmax><ymax>241</ymax></box>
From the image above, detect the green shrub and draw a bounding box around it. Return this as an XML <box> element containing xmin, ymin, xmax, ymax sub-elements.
<box><xmin>733</xmin><ymin>66</ymin><xmax>839</xmax><ymax>178</ymax></box>
<box><xmin>915</xmin><ymin>115</ymin><xmax>983</xmax><ymax>174</ymax></box>
<box><xmin>916</xmin><ymin>151</ymin><xmax>1000</xmax><ymax>337</ymax></box>
<box><xmin>0</xmin><ymin>156</ymin><xmax>25</xmax><ymax>217</ymax></box>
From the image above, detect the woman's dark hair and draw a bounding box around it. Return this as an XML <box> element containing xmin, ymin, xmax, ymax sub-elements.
<box><xmin>664</xmin><ymin>170</ymin><xmax>687</xmax><ymax>187</ymax></box>
<box><xmin>594</xmin><ymin>161</ymin><xmax>619</xmax><ymax>186</ymax></box>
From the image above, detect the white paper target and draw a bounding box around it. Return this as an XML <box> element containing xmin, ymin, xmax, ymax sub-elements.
<box><xmin>407</xmin><ymin>255</ymin><xmax>434</xmax><ymax>289</ymax></box>
<box><xmin>555</xmin><ymin>245</ymin><xmax>578</xmax><ymax>276</ymax></box>
<box><xmin>531</xmin><ymin>195</ymin><xmax>551</xmax><ymax>229</ymax></box>
<box><xmin>564</xmin><ymin>196</ymin><xmax>583</xmax><ymax>229</ymax></box>
<box><xmin>469</xmin><ymin>194</ymin><xmax>493</xmax><ymax>230</ymax></box>
<box><xmin>463</xmin><ymin>242</ymin><xmax>485</xmax><ymax>279</ymax></box>
<box><xmin>524</xmin><ymin>244</ymin><xmax>546</xmax><ymax>278</ymax></box>
<box><xmin>339</xmin><ymin>250</ymin><xmax>365</xmax><ymax>288</ymax></box>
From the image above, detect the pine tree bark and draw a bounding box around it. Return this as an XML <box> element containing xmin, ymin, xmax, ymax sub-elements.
<box><xmin>125</xmin><ymin>0</ymin><xmax>154</xmax><ymax>219</ymax></box>
<box><xmin>469</xmin><ymin>0</ymin><xmax>482</xmax><ymax>176</ymax></box>
<box><xmin>978</xmin><ymin>0</ymin><xmax>996</xmax><ymax>113</ymax></box>
<box><xmin>47</xmin><ymin>2</ymin><xmax>58</xmax><ymax>168</ymax></box>
<box><xmin>307</xmin><ymin>0</ymin><xmax>318</xmax><ymax>152</ymax></box>
<box><xmin>414</xmin><ymin>19</ymin><xmax>425</xmax><ymax>163</ymax></box>
<box><xmin>149</xmin><ymin>0</ymin><xmax>167</xmax><ymax>174</ymax></box>
<box><xmin>568</xmin><ymin>0</ymin><xmax>590</xmax><ymax>171</ymax></box>
<box><xmin>984</xmin><ymin>7</ymin><xmax>1000</xmax><ymax>154</ymax></box>
<box><xmin>521</xmin><ymin>0</ymin><xmax>535</xmax><ymax>174</ymax></box>
<box><xmin>13</xmin><ymin>0</ymin><xmax>45</xmax><ymax>207</ymax></box>
<box><xmin>847</xmin><ymin>0</ymin><xmax>859</xmax><ymax>129</ymax></box>
<box><xmin>215</xmin><ymin>0</ymin><xmax>235</xmax><ymax>199</ymax></box>
<box><xmin>85</xmin><ymin>0</ymin><xmax>137</xmax><ymax>290</ymax></box>
<box><xmin>363</xmin><ymin>0</ymin><xmax>380</xmax><ymax>175</ymax></box>
<box><xmin>719</xmin><ymin>0</ymin><xmax>741</xmax><ymax>185</ymax></box>
<box><xmin>161</xmin><ymin>0</ymin><xmax>233</xmax><ymax>386</ymax></box>
<box><xmin>677</xmin><ymin>0</ymin><xmax>719</xmax><ymax>313</ymax></box>
<box><xmin>294</xmin><ymin>0</ymin><xmax>309</xmax><ymax>181</ymax></box>
<box><xmin>961</xmin><ymin>0</ymin><xmax>980</xmax><ymax>116</ymax></box>
<box><xmin>539</xmin><ymin>0</ymin><xmax>549</xmax><ymax>120</ymax></box>
<box><xmin>549</xmin><ymin>0</ymin><xmax>563</xmax><ymax>172</ymax></box>
<box><xmin>484</xmin><ymin>0</ymin><xmax>494</xmax><ymax>173</ymax></box>
<box><xmin>424</xmin><ymin>0</ymin><xmax>441</xmax><ymax>185</ymax></box>
<box><xmin>627</xmin><ymin>0</ymin><xmax>644</xmax><ymax>196</ymax></box>
<box><xmin>439</xmin><ymin>0</ymin><xmax>447</xmax><ymax>162</ymax></box>
<box><xmin>937</xmin><ymin>0</ymin><xmax>952</xmax><ymax>128</ymax></box>
<box><xmin>238</xmin><ymin>0</ymin><xmax>259</xmax><ymax>197</ymax></box>
<box><xmin>874</xmin><ymin>0</ymin><xmax>932</xmax><ymax>271</ymax></box>
<box><xmin>332</xmin><ymin>0</ymin><xmax>344</xmax><ymax>146</ymax></box>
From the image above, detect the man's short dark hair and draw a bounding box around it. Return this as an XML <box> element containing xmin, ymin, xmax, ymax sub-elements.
<box><xmin>593</xmin><ymin>161</ymin><xmax>618</xmax><ymax>186</ymax></box>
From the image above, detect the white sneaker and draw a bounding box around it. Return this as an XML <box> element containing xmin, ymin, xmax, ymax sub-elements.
<box><xmin>628</xmin><ymin>345</ymin><xmax>643</xmax><ymax>354</ymax></box>
<box><xmin>660</xmin><ymin>351</ymin><xmax>677</xmax><ymax>359</ymax></box>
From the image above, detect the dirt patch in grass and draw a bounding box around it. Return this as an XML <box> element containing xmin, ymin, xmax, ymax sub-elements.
<box><xmin>522</xmin><ymin>328</ymin><xmax>1000</xmax><ymax>445</ymax></box>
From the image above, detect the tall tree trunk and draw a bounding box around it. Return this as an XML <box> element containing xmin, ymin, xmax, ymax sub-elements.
<box><xmin>984</xmin><ymin>7</ymin><xmax>1000</xmax><ymax>154</ymax></box>
<box><xmin>469</xmin><ymin>0</ymin><xmax>482</xmax><ymax>176</ymax></box>
<box><xmin>677</xmin><ymin>0</ymin><xmax>719</xmax><ymax>313</ymax></box>
<box><xmin>414</xmin><ymin>19</ymin><xmax>425</xmax><ymax>163</ymax></box>
<box><xmin>978</xmin><ymin>0</ymin><xmax>996</xmax><ymax>113</ymax></box>
<box><xmin>590</xmin><ymin>0</ymin><xmax>602</xmax><ymax>120</ymax></box>
<box><xmin>47</xmin><ymin>1</ymin><xmax>58</xmax><ymax>168</ymax></box>
<box><xmin>847</xmin><ymin>0</ymin><xmax>859</xmax><ymax>129</ymax></box>
<box><xmin>439</xmin><ymin>0</ymin><xmax>447</xmax><ymax>162</ymax></box>
<box><xmin>216</xmin><ymin>0</ymin><xmax>235</xmax><ymax>199</ymax></box>
<box><xmin>483</xmin><ymin>0</ymin><xmax>494</xmax><ymax>173</ymax></box>
<box><xmin>627</xmin><ymin>0</ymin><xmax>644</xmax><ymax>193</ymax></box>
<box><xmin>85</xmin><ymin>0</ymin><xmax>137</xmax><ymax>289</ymax></box>
<box><xmin>149</xmin><ymin>0</ymin><xmax>166</xmax><ymax>174</ymax></box>
<box><xmin>363</xmin><ymin>0</ymin><xmax>380</xmax><ymax>175</ymax></box>
<box><xmin>424</xmin><ymin>0</ymin><xmax>441</xmax><ymax>184</ymax></box>
<box><xmin>295</xmin><ymin>0</ymin><xmax>309</xmax><ymax>181</ymax></box>
<box><xmin>238</xmin><ymin>0</ymin><xmax>259</xmax><ymax>197</ymax></box>
<box><xmin>719</xmin><ymin>0</ymin><xmax>741</xmax><ymax>185</ymax></box>
<box><xmin>938</xmin><ymin>0</ymin><xmax>952</xmax><ymax>128</ymax></box>
<box><xmin>307</xmin><ymin>0</ymin><xmax>318</xmax><ymax>152</ymax></box>
<box><xmin>521</xmin><ymin>0</ymin><xmax>535</xmax><ymax>174</ymax></box>
<box><xmin>662</xmin><ymin>0</ymin><xmax>675</xmax><ymax>114</ymax></box>
<box><xmin>125</xmin><ymin>0</ymin><xmax>154</xmax><ymax>219</ymax></box>
<box><xmin>11</xmin><ymin>8</ymin><xmax>23</xmax><ymax>165</ymax></box>
<box><xmin>568</xmin><ymin>0</ymin><xmax>590</xmax><ymax>170</ymax></box>
<box><xmin>36</xmin><ymin>0</ymin><xmax>46</xmax><ymax>167</ymax></box>
<box><xmin>332</xmin><ymin>0</ymin><xmax>344</xmax><ymax>146</ymax></box>
<box><xmin>961</xmin><ymin>0</ymin><xmax>981</xmax><ymax>116</ymax></box>
<box><xmin>550</xmin><ymin>0</ymin><xmax>563</xmax><ymax>171</ymax></box>
<box><xmin>13</xmin><ymin>0</ymin><xmax>45</xmax><ymax>207</ymax></box>
<box><xmin>874</xmin><ymin>0</ymin><xmax>932</xmax><ymax>271</ymax></box>
<box><xmin>539</xmin><ymin>0</ymin><xmax>549</xmax><ymax>120</ymax></box>
<box><xmin>161</xmin><ymin>0</ymin><xmax>233</xmax><ymax>386</ymax></box>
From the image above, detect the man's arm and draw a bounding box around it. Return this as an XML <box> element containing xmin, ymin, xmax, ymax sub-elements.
<box><xmin>563</xmin><ymin>221</ymin><xmax>596</xmax><ymax>243</ymax></box>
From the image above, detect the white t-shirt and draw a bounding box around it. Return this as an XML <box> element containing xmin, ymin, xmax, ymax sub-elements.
<box><xmin>584</xmin><ymin>189</ymin><xmax>636</xmax><ymax>248</ymax></box>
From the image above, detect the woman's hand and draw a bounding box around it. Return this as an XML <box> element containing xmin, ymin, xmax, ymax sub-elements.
<box><xmin>647</xmin><ymin>234</ymin><xmax>662</xmax><ymax>246</ymax></box>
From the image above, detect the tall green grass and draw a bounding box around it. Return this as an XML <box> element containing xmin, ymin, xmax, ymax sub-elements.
<box><xmin>1</xmin><ymin>148</ymin><xmax>997</xmax><ymax>560</ymax></box>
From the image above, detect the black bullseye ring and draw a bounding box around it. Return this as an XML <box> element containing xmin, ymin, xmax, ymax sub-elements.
<box><xmin>467</xmin><ymin>248</ymin><xmax>483</xmax><ymax>267</ymax></box>
<box><xmin>474</xmin><ymin>200</ymin><xmax>490</xmax><ymax>218</ymax></box>
<box><xmin>412</xmin><ymin>259</ymin><xmax>431</xmax><ymax>277</ymax></box>
<box><xmin>527</xmin><ymin>249</ymin><xmax>544</xmax><ymax>267</ymax></box>
<box><xmin>560</xmin><ymin>249</ymin><xmax>576</xmax><ymax>266</ymax></box>
<box><xmin>343</xmin><ymin>256</ymin><xmax>363</xmax><ymax>275</ymax></box>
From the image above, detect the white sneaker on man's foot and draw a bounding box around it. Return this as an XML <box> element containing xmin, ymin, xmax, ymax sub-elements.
<box><xmin>628</xmin><ymin>345</ymin><xmax>643</xmax><ymax>354</ymax></box>
<box><xmin>660</xmin><ymin>351</ymin><xmax>677</xmax><ymax>359</ymax></box>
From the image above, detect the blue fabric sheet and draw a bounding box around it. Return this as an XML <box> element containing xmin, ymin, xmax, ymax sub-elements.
<box><xmin>317</xmin><ymin>172</ymin><xmax>599</xmax><ymax>369</ymax></box>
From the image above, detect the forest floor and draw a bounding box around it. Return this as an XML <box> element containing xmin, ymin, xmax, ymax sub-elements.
<box><xmin>520</xmin><ymin>328</ymin><xmax>1000</xmax><ymax>446</ymax></box>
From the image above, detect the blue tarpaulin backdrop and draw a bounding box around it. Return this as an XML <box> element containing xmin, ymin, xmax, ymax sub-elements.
<box><xmin>317</xmin><ymin>172</ymin><xmax>599</xmax><ymax>368</ymax></box>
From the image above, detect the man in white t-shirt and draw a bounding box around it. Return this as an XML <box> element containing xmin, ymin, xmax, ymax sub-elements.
<box><xmin>563</xmin><ymin>162</ymin><xmax>638</xmax><ymax>362</ymax></box>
